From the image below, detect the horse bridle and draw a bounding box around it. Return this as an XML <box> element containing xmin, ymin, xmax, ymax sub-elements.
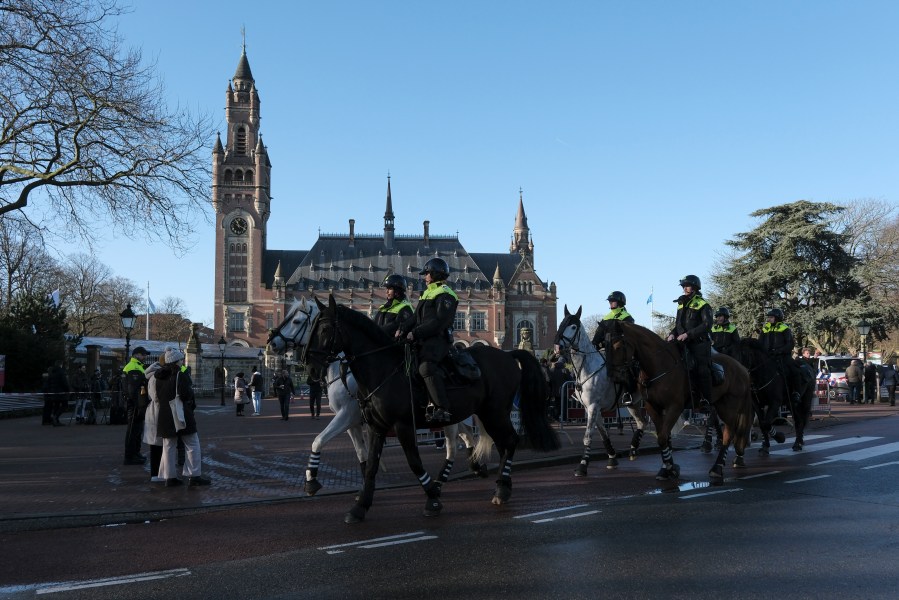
<box><xmin>268</xmin><ymin>302</ymin><xmax>317</xmax><ymax>351</ymax></box>
<box><xmin>557</xmin><ymin>319</ymin><xmax>606</xmax><ymax>388</ymax></box>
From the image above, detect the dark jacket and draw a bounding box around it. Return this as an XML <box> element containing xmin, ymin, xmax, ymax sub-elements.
<box><xmin>274</xmin><ymin>374</ymin><xmax>295</xmax><ymax>399</ymax></box>
<box><xmin>307</xmin><ymin>375</ymin><xmax>322</xmax><ymax>399</ymax></box>
<box><xmin>374</xmin><ymin>298</ymin><xmax>413</xmax><ymax>336</ymax></box>
<box><xmin>122</xmin><ymin>357</ymin><xmax>147</xmax><ymax>408</ymax></box>
<box><xmin>399</xmin><ymin>282</ymin><xmax>458</xmax><ymax>363</ymax></box>
<box><xmin>591</xmin><ymin>308</ymin><xmax>634</xmax><ymax>349</ymax></box>
<box><xmin>759</xmin><ymin>322</ymin><xmax>794</xmax><ymax>356</ymax></box>
<box><xmin>710</xmin><ymin>323</ymin><xmax>741</xmax><ymax>358</ymax></box>
<box><xmin>250</xmin><ymin>371</ymin><xmax>264</xmax><ymax>392</ymax></box>
<box><xmin>670</xmin><ymin>293</ymin><xmax>712</xmax><ymax>344</ymax></box>
<box><xmin>154</xmin><ymin>364</ymin><xmax>197</xmax><ymax>438</ymax></box>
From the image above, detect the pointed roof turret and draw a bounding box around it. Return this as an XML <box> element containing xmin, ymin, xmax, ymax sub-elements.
<box><xmin>515</xmin><ymin>189</ymin><xmax>528</xmax><ymax>229</ymax></box>
<box><xmin>384</xmin><ymin>174</ymin><xmax>395</xmax><ymax>221</ymax></box>
<box><xmin>510</xmin><ymin>188</ymin><xmax>532</xmax><ymax>256</ymax></box>
<box><xmin>493</xmin><ymin>263</ymin><xmax>503</xmax><ymax>288</ymax></box>
<box><xmin>255</xmin><ymin>133</ymin><xmax>265</xmax><ymax>154</ymax></box>
<box><xmin>383</xmin><ymin>174</ymin><xmax>395</xmax><ymax>250</ymax></box>
<box><xmin>213</xmin><ymin>132</ymin><xmax>224</xmax><ymax>154</ymax></box>
<box><xmin>234</xmin><ymin>45</ymin><xmax>254</xmax><ymax>82</ymax></box>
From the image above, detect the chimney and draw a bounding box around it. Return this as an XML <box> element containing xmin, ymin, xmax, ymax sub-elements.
<box><xmin>423</xmin><ymin>220</ymin><xmax>430</xmax><ymax>248</ymax></box>
<box><xmin>349</xmin><ymin>219</ymin><xmax>355</xmax><ymax>247</ymax></box>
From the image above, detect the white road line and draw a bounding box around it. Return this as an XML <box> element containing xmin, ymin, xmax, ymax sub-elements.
<box><xmin>361</xmin><ymin>536</ymin><xmax>438</xmax><ymax>549</ymax></box>
<box><xmin>785</xmin><ymin>475</ymin><xmax>831</xmax><ymax>484</ymax></box>
<box><xmin>823</xmin><ymin>441</ymin><xmax>899</xmax><ymax>462</ymax></box>
<box><xmin>532</xmin><ymin>510</ymin><xmax>601</xmax><ymax>523</ymax></box>
<box><xmin>679</xmin><ymin>488</ymin><xmax>743</xmax><ymax>499</ymax></box>
<box><xmin>513</xmin><ymin>504</ymin><xmax>590</xmax><ymax>519</ymax></box>
<box><xmin>35</xmin><ymin>569</ymin><xmax>190</xmax><ymax>595</ymax></box>
<box><xmin>770</xmin><ymin>436</ymin><xmax>881</xmax><ymax>456</ymax></box>
<box><xmin>862</xmin><ymin>461</ymin><xmax>899</xmax><ymax>470</ymax></box>
<box><xmin>318</xmin><ymin>531</ymin><xmax>427</xmax><ymax>553</ymax></box>
<box><xmin>737</xmin><ymin>471</ymin><xmax>781</xmax><ymax>480</ymax></box>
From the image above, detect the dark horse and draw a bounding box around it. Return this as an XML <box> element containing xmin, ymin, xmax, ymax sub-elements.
<box><xmin>739</xmin><ymin>338</ymin><xmax>814</xmax><ymax>452</ymax></box>
<box><xmin>303</xmin><ymin>296</ymin><xmax>560</xmax><ymax>523</ymax></box>
<box><xmin>605</xmin><ymin>321</ymin><xmax>753</xmax><ymax>481</ymax></box>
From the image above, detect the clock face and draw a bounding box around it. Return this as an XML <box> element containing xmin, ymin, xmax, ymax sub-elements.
<box><xmin>230</xmin><ymin>217</ymin><xmax>248</xmax><ymax>235</ymax></box>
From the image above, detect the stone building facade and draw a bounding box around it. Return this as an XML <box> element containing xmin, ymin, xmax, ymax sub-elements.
<box><xmin>212</xmin><ymin>48</ymin><xmax>558</xmax><ymax>363</ymax></box>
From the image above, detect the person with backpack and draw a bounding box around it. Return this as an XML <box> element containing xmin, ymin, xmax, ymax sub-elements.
<box><xmin>250</xmin><ymin>368</ymin><xmax>264</xmax><ymax>416</ymax></box>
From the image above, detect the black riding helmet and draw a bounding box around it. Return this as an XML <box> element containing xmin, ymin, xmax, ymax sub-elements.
<box><xmin>714</xmin><ymin>306</ymin><xmax>730</xmax><ymax>318</ymax></box>
<box><xmin>678</xmin><ymin>274</ymin><xmax>701</xmax><ymax>290</ymax></box>
<box><xmin>607</xmin><ymin>291</ymin><xmax>626</xmax><ymax>306</ymax></box>
<box><xmin>382</xmin><ymin>274</ymin><xmax>407</xmax><ymax>295</ymax></box>
<box><xmin>766</xmin><ymin>308</ymin><xmax>784</xmax><ymax>321</ymax></box>
<box><xmin>419</xmin><ymin>257</ymin><xmax>449</xmax><ymax>281</ymax></box>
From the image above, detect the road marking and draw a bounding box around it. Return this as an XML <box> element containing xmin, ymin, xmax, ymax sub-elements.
<box><xmin>679</xmin><ymin>488</ymin><xmax>743</xmax><ymax>499</ymax></box>
<box><xmin>318</xmin><ymin>531</ymin><xmax>433</xmax><ymax>554</ymax></box>
<box><xmin>737</xmin><ymin>471</ymin><xmax>781</xmax><ymax>480</ymax></box>
<box><xmin>34</xmin><ymin>569</ymin><xmax>190</xmax><ymax>595</ymax></box>
<box><xmin>532</xmin><ymin>510</ymin><xmax>601</xmax><ymax>523</ymax></box>
<box><xmin>770</xmin><ymin>436</ymin><xmax>881</xmax><ymax>456</ymax></box>
<box><xmin>514</xmin><ymin>504</ymin><xmax>590</xmax><ymax>520</ymax></box>
<box><xmin>862</xmin><ymin>461</ymin><xmax>899</xmax><ymax>470</ymax></box>
<box><xmin>785</xmin><ymin>475</ymin><xmax>831</xmax><ymax>484</ymax></box>
<box><xmin>823</xmin><ymin>441</ymin><xmax>899</xmax><ymax>462</ymax></box>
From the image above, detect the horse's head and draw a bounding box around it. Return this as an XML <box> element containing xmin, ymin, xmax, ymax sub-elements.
<box><xmin>302</xmin><ymin>295</ymin><xmax>347</xmax><ymax>369</ymax></box>
<box><xmin>267</xmin><ymin>297</ymin><xmax>320</xmax><ymax>355</ymax></box>
<box><xmin>554</xmin><ymin>304</ymin><xmax>584</xmax><ymax>353</ymax></box>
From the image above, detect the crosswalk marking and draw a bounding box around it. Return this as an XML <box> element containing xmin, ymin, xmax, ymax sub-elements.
<box><xmin>823</xmin><ymin>441</ymin><xmax>899</xmax><ymax>462</ymax></box>
<box><xmin>770</xmin><ymin>436</ymin><xmax>881</xmax><ymax>456</ymax></box>
<box><xmin>785</xmin><ymin>475</ymin><xmax>831</xmax><ymax>484</ymax></box>
<box><xmin>318</xmin><ymin>531</ymin><xmax>433</xmax><ymax>554</ymax></box>
<box><xmin>532</xmin><ymin>510</ymin><xmax>601</xmax><ymax>523</ymax></box>
<box><xmin>862</xmin><ymin>461</ymin><xmax>899</xmax><ymax>470</ymax></box>
<box><xmin>679</xmin><ymin>488</ymin><xmax>743</xmax><ymax>499</ymax></box>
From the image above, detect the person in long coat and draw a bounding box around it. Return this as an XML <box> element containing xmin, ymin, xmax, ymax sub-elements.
<box><xmin>155</xmin><ymin>348</ymin><xmax>210</xmax><ymax>487</ymax></box>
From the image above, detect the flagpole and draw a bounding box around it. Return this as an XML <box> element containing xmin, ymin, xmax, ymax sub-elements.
<box><xmin>649</xmin><ymin>286</ymin><xmax>654</xmax><ymax>331</ymax></box>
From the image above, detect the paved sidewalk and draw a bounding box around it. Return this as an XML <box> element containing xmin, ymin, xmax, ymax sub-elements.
<box><xmin>0</xmin><ymin>396</ymin><xmax>894</xmax><ymax>532</ymax></box>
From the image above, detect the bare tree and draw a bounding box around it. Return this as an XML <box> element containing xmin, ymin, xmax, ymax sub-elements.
<box><xmin>59</xmin><ymin>253</ymin><xmax>113</xmax><ymax>337</ymax></box>
<box><xmin>0</xmin><ymin>0</ymin><xmax>214</xmax><ymax>252</ymax></box>
<box><xmin>0</xmin><ymin>216</ymin><xmax>59</xmax><ymax>311</ymax></box>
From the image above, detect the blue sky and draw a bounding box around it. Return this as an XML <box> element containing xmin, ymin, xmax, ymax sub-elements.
<box><xmin>61</xmin><ymin>1</ymin><xmax>899</xmax><ymax>329</ymax></box>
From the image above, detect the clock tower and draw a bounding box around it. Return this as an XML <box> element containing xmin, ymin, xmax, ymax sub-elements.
<box><xmin>212</xmin><ymin>44</ymin><xmax>272</xmax><ymax>341</ymax></box>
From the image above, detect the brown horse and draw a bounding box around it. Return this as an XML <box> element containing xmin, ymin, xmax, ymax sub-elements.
<box><xmin>605</xmin><ymin>320</ymin><xmax>753</xmax><ymax>481</ymax></box>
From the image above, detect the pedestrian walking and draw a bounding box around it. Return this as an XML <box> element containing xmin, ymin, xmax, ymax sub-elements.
<box><xmin>273</xmin><ymin>369</ymin><xmax>295</xmax><ymax>421</ymax></box>
<box><xmin>250</xmin><ymin>368</ymin><xmax>264</xmax><ymax>415</ymax></box>
<box><xmin>881</xmin><ymin>363</ymin><xmax>897</xmax><ymax>406</ymax></box>
<box><xmin>307</xmin><ymin>373</ymin><xmax>322</xmax><ymax>420</ymax></box>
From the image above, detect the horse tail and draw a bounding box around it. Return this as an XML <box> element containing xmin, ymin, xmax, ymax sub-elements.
<box><xmin>471</xmin><ymin>415</ymin><xmax>495</xmax><ymax>465</ymax></box>
<box><xmin>511</xmin><ymin>349</ymin><xmax>561</xmax><ymax>452</ymax></box>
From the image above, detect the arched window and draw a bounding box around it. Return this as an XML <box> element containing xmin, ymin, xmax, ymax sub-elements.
<box><xmin>233</xmin><ymin>170</ymin><xmax>244</xmax><ymax>182</ymax></box>
<box><xmin>236</xmin><ymin>127</ymin><xmax>247</xmax><ymax>155</ymax></box>
<box><xmin>224</xmin><ymin>169</ymin><xmax>233</xmax><ymax>183</ymax></box>
<box><xmin>245</xmin><ymin>170</ymin><xmax>253</xmax><ymax>184</ymax></box>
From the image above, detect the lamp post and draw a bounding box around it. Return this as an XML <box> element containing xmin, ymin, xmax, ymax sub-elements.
<box><xmin>857</xmin><ymin>319</ymin><xmax>871</xmax><ymax>403</ymax></box>
<box><xmin>218</xmin><ymin>335</ymin><xmax>227</xmax><ymax>406</ymax></box>
<box><xmin>119</xmin><ymin>304</ymin><xmax>137</xmax><ymax>364</ymax></box>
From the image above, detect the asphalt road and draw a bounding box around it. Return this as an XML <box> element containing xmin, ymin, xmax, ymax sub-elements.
<box><xmin>1</xmin><ymin>416</ymin><xmax>897</xmax><ymax>599</ymax></box>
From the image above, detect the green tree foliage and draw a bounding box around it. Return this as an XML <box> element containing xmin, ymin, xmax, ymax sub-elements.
<box><xmin>0</xmin><ymin>292</ymin><xmax>75</xmax><ymax>391</ymax></box>
<box><xmin>711</xmin><ymin>200</ymin><xmax>892</xmax><ymax>354</ymax></box>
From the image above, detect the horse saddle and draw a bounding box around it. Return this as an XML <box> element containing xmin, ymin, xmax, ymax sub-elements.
<box><xmin>443</xmin><ymin>347</ymin><xmax>482</xmax><ymax>384</ymax></box>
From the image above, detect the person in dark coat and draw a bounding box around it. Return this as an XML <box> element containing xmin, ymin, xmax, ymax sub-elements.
<box><xmin>307</xmin><ymin>373</ymin><xmax>322</xmax><ymax>420</ymax></box>
<box><xmin>154</xmin><ymin>348</ymin><xmax>209</xmax><ymax>487</ymax></box>
<box><xmin>374</xmin><ymin>274</ymin><xmax>414</xmax><ymax>336</ymax></box>
<box><xmin>667</xmin><ymin>274</ymin><xmax>713</xmax><ymax>409</ymax></box>
<box><xmin>548</xmin><ymin>357</ymin><xmax>572</xmax><ymax>421</ymax></box>
<box><xmin>122</xmin><ymin>346</ymin><xmax>149</xmax><ymax>465</ymax></box>
<box><xmin>274</xmin><ymin>369</ymin><xmax>295</xmax><ymax>420</ymax></box>
<box><xmin>46</xmin><ymin>360</ymin><xmax>70</xmax><ymax>426</ymax></box>
<box><xmin>864</xmin><ymin>361</ymin><xmax>879</xmax><ymax>404</ymax></box>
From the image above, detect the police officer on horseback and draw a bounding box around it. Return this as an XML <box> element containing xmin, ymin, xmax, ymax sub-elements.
<box><xmin>375</xmin><ymin>274</ymin><xmax>413</xmax><ymax>336</ymax></box>
<box><xmin>710</xmin><ymin>306</ymin><xmax>741</xmax><ymax>359</ymax></box>
<box><xmin>758</xmin><ymin>308</ymin><xmax>805</xmax><ymax>405</ymax></box>
<box><xmin>667</xmin><ymin>275</ymin><xmax>713</xmax><ymax>409</ymax></box>
<box><xmin>591</xmin><ymin>291</ymin><xmax>639</xmax><ymax>406</ymax></box>
<box><xmin>396</xmin><ymin>257</ymin><xmax>458</xmax><ymax>425</ymax></box>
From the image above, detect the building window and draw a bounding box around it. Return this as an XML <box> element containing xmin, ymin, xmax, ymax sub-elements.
<box><xmin>471</xmin><ymin>312</ymin><xmax>486</xmax><ymax>331</ymax></box>
<box><xmin>454</xmin><ymin>312</ymin><xmax>466</xmax><ymax>332</ymax></box>
<box><xmin>228</xmin><ymin>312</ymin><xmax>245</xmax><ymax>332</ymax></box>
<box><xmin>265</xmin><ymin>313</ymin><xmax>273</xmax><ymax>331</ymax></box>
<box><xmin>236</xmin><ymin>127</ymin><xmax>247</xmax><ymax>155</ymax></box>
<box><xmin>227</xmin><ymin>241</ymin><xmax>248</xmax><ymax>302</ymax></box>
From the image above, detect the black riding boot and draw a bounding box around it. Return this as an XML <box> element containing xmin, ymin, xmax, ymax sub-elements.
<box><xmin>423</xmin><ymin>375</ymin><xmax>452</xmax><ymax>425</ymax></box>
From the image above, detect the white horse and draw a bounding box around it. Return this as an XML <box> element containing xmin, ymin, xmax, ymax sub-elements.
<box><xmin>267</xmin><ymin>297</ymin><xmax>485</xmax><ymax>496</ymax></box>
<box><xmin>554</xmin><ymin>305</ymin><xmax>648</xmax><ymax>477</ymax></box>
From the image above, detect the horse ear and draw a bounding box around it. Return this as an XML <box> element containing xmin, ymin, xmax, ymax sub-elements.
<box><xmin>575</xmin><ymin>306</ymin><xmax>582</xmax><ymax>320</ymax></box>
<box><xmin>313</xmin><ymin>295</ymin><xmax>327</xmax><ymax>311</ymax></box>
<box><xmin>564</xmin><ymin>304</ymin><xmax>571</xmax><ymax>317</ymax></box>
<box><xmin>328</xmin><ymin>294</ymin><xmax>338</xmax><ymax>311</ymax></box>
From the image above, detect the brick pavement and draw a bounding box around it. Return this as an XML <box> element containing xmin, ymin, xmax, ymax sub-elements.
<box><xmin>0</xmin><ymin>395</ymin><xmax>894</xmax><ymax>532</ymax></box>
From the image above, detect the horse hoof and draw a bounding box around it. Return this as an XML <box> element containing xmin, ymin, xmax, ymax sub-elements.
<box><xmin>774</xmin><ymin>431</ymin><xmax>786</xmax><ymax>444</ymax></box>
<box><xmin>629</xmin><ymin>449</ymin><xmax>638</xmax><ymax>460</ymax></box>
<box><xmin>709</xmin><ymin>464</ymin><xmax>724</xmax><ymax>480</ymax></box>
<box><xmin>574</xmin><ymin>463</ymin><xmax>588</xmax><ymax>477</ymax></box>
<box><xmin>758</xmin><ymin>444</ymin><xmax>770</xmax><ymax>456</ymax></box>
<box><xmin>304</xmin><ymin>479</ymin><xmax>323</xmax><ymax>496</ymax></box>
<box><xmin>700</xmin><ymin>441</ymin><xmax>712</xmax><ymax>454</ymax></box>
<box><xmin>733</xmin><ymin>455</ymin><xmax>746</xmax><ymax>468</ymax></box>
<box><xmin>606</xmin><ymin>456</ymin><xmax>618</xmax><ymax>469</ymax></box>
<box><xmin>344</xmin><ymin>505</ymin><xmax>366</xmax><ymax>524</ymax></box>
<box><xmin>792</xmin><ymin>441</ymin><xmax>803</xmax><ymax>451</ymax></box>
<box><xmin>493</xmin><ymin>482</ymin><xmax>512</xmax><ymax>504</ymax></box>
<box><xmin>491</xmin><ymin>495</ymin><xmax>504</xmax><ymax>505</ymax></box>
<box><xmin>423</xmin><ymin>498</ymin><xmax>443</xmax><ymax>517</ymax></box>
<box><xmin>655</xmin><ymin>465</ymin><xmax>679</xmax><ymax>481</ymax></box>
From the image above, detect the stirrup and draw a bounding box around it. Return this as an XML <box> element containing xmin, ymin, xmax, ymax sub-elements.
<box><xmin>426</xmin><ymin>407</ymin><xmax>452</xmax><ymax>425</ymax></box>
<box><xmin>622</xmin><ymin>392</ymin><xmax>634</xmax><ymax>407</ymax></box>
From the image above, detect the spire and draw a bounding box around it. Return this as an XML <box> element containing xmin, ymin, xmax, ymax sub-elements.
<box><xmin>213</xmin><ymin>132</ymin><xmax>223</xmax><ymax>154</ymax></box>
<box><xmin>515</xmin><ymin>188</ymin><xmax>528</xmax><ymax>229</ymax></box>
<box><xmin>234</xmin><ymin>30</ymin><xmax>254</xmax><ymax>83</ymax></box>
<box><xmin>510</xmin><ymin>188</ymin><xmax>532</xmax><ymax>257</ymax></box>
<box><xmin>493</xmin><ymin>263</ymin><xmax>504</xmax><ymax>289</ymax></box>
<box><xmin>383</xmin><ymin>173</ymin><xmax>395</xmax><ymax>250</ymax></box>
<box><xmin>255</xmin><ymin>133</ymin><xmax>265</xmax><ymax>154</ymax></box>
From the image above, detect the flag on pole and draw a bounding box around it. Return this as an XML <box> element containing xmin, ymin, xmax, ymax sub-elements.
<box><xmin>646</xmin><ymin>293</ymin><xmax>653</xmax><ymax>305</ymax></box>
<box><xmin>148</xmin><ymin>297</ymin><xmax>156</xmax><ymax>314</ymax></box>
<box><xmin>48</xmin><ymin>289</ymin><xmax>60</xmax><ymax>308</ymax></box>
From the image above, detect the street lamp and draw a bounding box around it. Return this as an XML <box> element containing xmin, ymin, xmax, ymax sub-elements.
<box><xmin>857</xmin><ymin>319</ymin><xmax>871</xmax><ymax>403</ymax></box>
<box><xmin>119</xmin><ymin>304</ymin><xmax>137</xmax><ymax>363</ymax></box>
<box><xmin>218</xmin><ymin>335</ymin><xmax>227</xmax><ymax>406</ymax></box>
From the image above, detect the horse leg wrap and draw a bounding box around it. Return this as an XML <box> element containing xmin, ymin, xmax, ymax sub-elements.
<box><xmin>306</xmin><ymin>451</ymin><xmax>321</xmax><ymax>482</ymax></box>
<box><xmin>418</xmin><ymin>471</ymin><xmax>433</xmax><ymax>490</ymax></box>
<box><xmin>661</xmin><ymin>445</ymin><xmax>674</xmax><ymax>468</ymax></box>
<box><xmin>438</xmin><ymin>459</ymin><xmax>454</xmax><ymax>483</ymax></box>
<box><xmin>500</xmin><ymin>458</ymin><xmax>513</xmax><ymax>481</ymax></box>
<box><xmin>630</xmin><ymin>429</ymin><xmax>643</xmax><ymax>450</ymax></box>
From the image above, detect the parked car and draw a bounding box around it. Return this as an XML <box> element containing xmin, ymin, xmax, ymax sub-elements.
<box><xmin>817</xmin><ymin>355</ymin><xmax>855</xmax><ymax>399</ymax></box>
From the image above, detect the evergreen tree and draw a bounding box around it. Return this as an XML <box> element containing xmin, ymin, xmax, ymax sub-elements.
<box><xmin>710</xmin><ymin>200</ymin><xmax>889</xmax><ymax>353</ymax></box>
